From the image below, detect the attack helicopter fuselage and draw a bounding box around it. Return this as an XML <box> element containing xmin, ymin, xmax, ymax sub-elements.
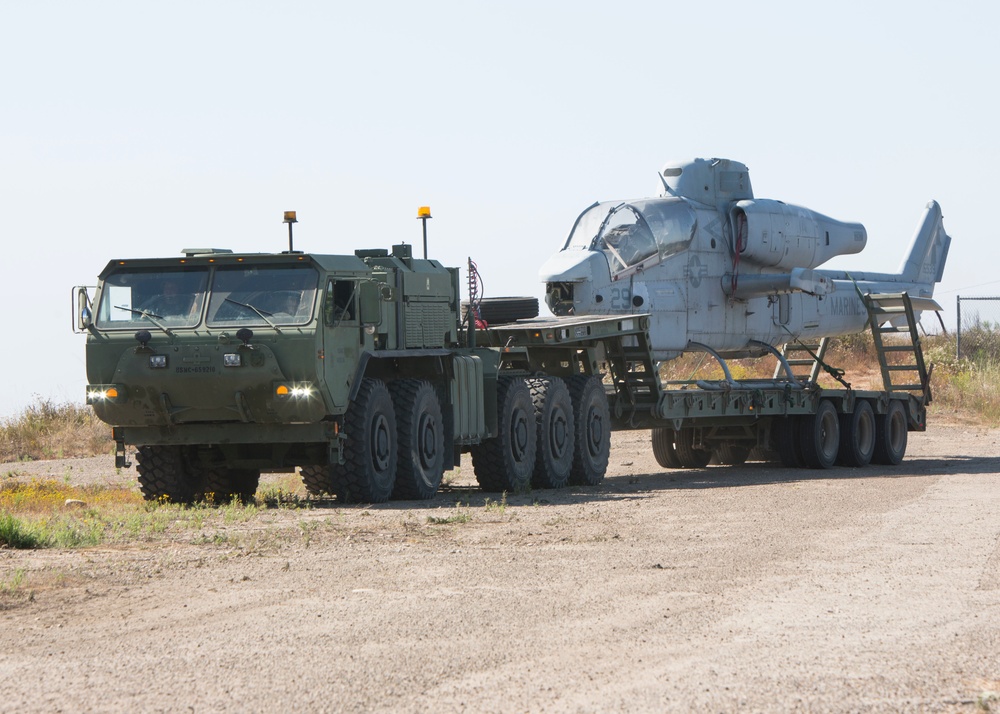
<box><xmin>540</xmin><ymin>158</ymin><xmax>950</xmax><ymax>362</ymax></box>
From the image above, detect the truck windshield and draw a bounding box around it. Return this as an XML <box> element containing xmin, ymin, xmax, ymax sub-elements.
<box><xmin>95</xmin><ymin>267</ymin><xmax>209</xmax><ymax>329</ymax></box>
<box><xmin>564</xmin><ymin>198</ymin><xmax>697</xmax><ymax>275</ymax></box>
<box><xmin>206</xmin><ymin>265</ymin><xmax>319</xmax><ymax>327</ymax></box>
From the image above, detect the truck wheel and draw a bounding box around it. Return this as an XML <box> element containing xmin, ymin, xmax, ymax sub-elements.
<box><xmin>837</xmin><ymin>400</ymin><xmax>876</xmax><ymax>467</ymax></box>
<box><xmin>332</xmin><ymin>378</ymin><xmax>398</xmax><ymax>503</ymax></box>
<box><xmin>527</xmin><ymin>377</ymin><xmax>574</xmax><ymax>489</ymax></box>
<box><xmin>566</xmin><ymin>375</ymin><xmax>611</xmax><ymax>486</ymax></box>
<box><xmin>651</xmin><ymin>428</ymin><xmax>681</xmax><ymax>469</ymax></box>
<box><xmin>202</xmin><ymin>468</ymin><xmax>260</xmax><ymax>503</ymax></box>
<box><xmin>300</xmin><ymin>465</ymin><xmax>334</xmax><ymax>497</ymax></box>
<box><xmin>713</xmin><ymin>444</ymin><xmax>750</xmax><ymax>466</ymax></box>
<box><xmin>873</xmin><ymin>399</ymin><xmax>908</xmax><ymax>465</ymax></box>
<box><xmin>391</xmin><ymin>380</ymin><xmax>445</xmax><ymax>500</ymax></box>
<box><xmin>674</xmin><ymin>428</ymin><xmax>711</xmax><ymax>468</ymax></box>
<box><xmin>800</xmin><ymin>399</ymin><xmax>840</xmax><ymax>469</ymax></box>
<box><xmin>136</xmin><ymin>445</ymin><xmax>200</xmax><ymax>503</ymax></box>
<box><xmin>471</xmin><ymin>377</ymin><xmax>536</xmax><ymax>493</ymax></box>
<box><xmin>775</xmin><ymin>416</ymin><xmax>805</xmax><ymax>467</ymax></box>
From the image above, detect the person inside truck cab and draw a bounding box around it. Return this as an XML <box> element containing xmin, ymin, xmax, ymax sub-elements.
<box><xmin>142</xmin><ymin>278</ymin><xmax>199</xmax><ymax>320</ymax></box>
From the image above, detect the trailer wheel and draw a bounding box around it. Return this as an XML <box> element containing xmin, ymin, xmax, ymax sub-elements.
<box><xmin>873</xmin><ymin>399</ymin><xmax>908</xmax><ymax>466</ymax></box>
<box><xmin>471</xmin><ymin>377</ymin><xmax>536</xmax><ymax>493</ymax></box>
<box><xmin>674</xmin><ymin>428</ymin><xmax>711</xmax><ymax>468</ymax></box>
<box><xmin>391</xmin><ymin>379</ymin><xmax>445</xmax><ymax>500</ymax></box>
<box><xmin>136</xmin><ymin>445</ymin><xmax>200</xmax><ymax>503</ymax></box>
<box><xmin>651</xmin><ymin>428</ymin><xmax>681</xmax><ymax>469</ymax></box>
<box><xmin>331</xmin><ymin>378</ymin><xmax>398</xmax><ymax>503</ymax></box>
<box><xmin>800</xmin><ymin>399</ymin><xmax>840</xmax><ymax>469</ymax></box>
<box><xmin>202</xmin><ymin>468</ymin><xmax>260</xmax><ymax>504</ymax></box>
<box><xmin>713</xmin><ymin>444</ymin><xmax>750</xmax><ymax>466</ymax></box>
<box><xmin>527</xmin><ymin>377</ymin><xmax>575</xmax><ymax>489</ymax></box>
<box><xmin>775</xmin><ymin>416</ymin><xmax>805</xmax><ymax>468</ymax></box>
<box><xmin>837</xmin><ymin>400</ymin><xmax>876</xmax><ymax>467</ymax></box>
<box><xmin>566</xmin><ymin>375</ymin><xmax>611</xmax><ymax>485</ymax></box>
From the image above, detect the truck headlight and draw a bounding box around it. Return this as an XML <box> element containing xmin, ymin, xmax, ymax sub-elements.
<box><xmin>274</xmin><ymin>382</ymin><xmax>315</xmax><ymax>399</ymax></box>
<box><xmin>223</xmin><ymin>353</ymin><xmax>242</xmax><ymax>367</ymax></box>
<box><xmin>86</xmin><ymin>385</ymin><xmax>126</xmax><ymax>404</ymax></box>
<box><xmin>149</xmin><ymin>355</ymin><xmax>168</xmax><ymax>369</ymax></box>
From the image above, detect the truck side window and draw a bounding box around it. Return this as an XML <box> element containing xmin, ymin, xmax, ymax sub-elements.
<box><xmin>325</xmin><ymin>280</ymin><xmax>357</xmax><ymax>325</ymax></box>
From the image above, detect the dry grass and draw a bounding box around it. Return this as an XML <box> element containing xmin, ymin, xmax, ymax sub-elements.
<box><xmin>0</xmin><ymin>399</ymin><xmax>110</xmax><ymax>463</ymax></box>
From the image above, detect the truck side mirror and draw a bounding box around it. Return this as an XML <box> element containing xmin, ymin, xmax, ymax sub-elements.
<box><xmin>72</xmin><ymin>286</ymin><xmax>95</xmax><ymax>333</ymax></box>
<box><xmin>358</xmin><ymin>281</ymin><xmax>382</xmax><ymax>326</ymax></box>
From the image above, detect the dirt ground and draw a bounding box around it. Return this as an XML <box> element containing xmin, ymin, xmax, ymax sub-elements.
<box><xmin>1</xmin><ymin>423</ymin><xmax>999</xmax><ymax>713</ymax></box>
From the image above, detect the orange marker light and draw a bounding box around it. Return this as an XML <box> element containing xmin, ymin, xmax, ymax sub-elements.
<box><xmin>276</xmin><ymin>385</ymin><xmax>290</xmax><ymax>396</ymax></box>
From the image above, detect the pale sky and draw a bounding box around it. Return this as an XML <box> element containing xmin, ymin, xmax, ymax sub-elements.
<box><xmin>2</xmin><ymin>1</ymin><xmax>997</xmax><ymax>417</ymax></box>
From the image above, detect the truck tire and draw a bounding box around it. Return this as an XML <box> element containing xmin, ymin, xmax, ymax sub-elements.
<box><xmin>651</xmin><ymin>428</ymin><xmax>681</xmax><ymax>469</ymax></box>
<box><xmin>390</xmin><ymin>379</ymin><xmax>445</xmax><ymax>500</ymax></box>
<box><xmin>461</xmin><ymin>297</ymin><xmax>539</xmax><ymax>325</ymax></box>
<box><xmin>527</xmin><ymin>377</ymin><xmax>574</xmax><ymax>489</ymax></box>
<box><xmin>837</xmin><ymin>400</ymin><xmax>876</xmax><ymax>467</ymax></box>
<box><xmin>471</xmin><ymin>377</ymin><xmax>536</xmax><ymax>493</ymax></box>
<box><xmin>136</xmin><ymin>445</ymin><xmax>200</xmax><ymax>503</ymax></box>
<box><xmin>674</xmin><ymin>428</ymin><xmax>711</xmax><ymax>468</ymax></box>
<box><xmin>873</xmin><ymin>399</ymin><xmax>908</xmax><ymax>466</ymax></box>
<box><xmin>331</xmin><ymin>378</ymin><xmax>398</xmax><ymax>503</ymax></box>
<box><xmin>775</xmin><ymin>416</ymin><xmax>805</xmax><ymax>467</ymax></box>
<box><xmin>566</xmin><ymin>375</ymin><xmax>611</xmax><ymax>485</ymax></box>
<box><xmin>202</xmin><ymin>468</ymin><xmax>260</xmax><ymax>503</ymax></box>
<box><xmin>300</xmin><ymin>465</ymin><xmax>335</xmax><ymax>497</ymax></box>
<box><xmin>799</xmin><ymin>399</ymin><xmax>840</xmax><ymax>469</ymax></box>
<box><xmin>713</xmin><ymin>443</ymin><xmax>750</xmax><ymax>466</ymax></box>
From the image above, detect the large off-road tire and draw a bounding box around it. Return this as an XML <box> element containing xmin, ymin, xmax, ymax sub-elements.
<box><xmin>800</xmin><ymin>399</ymin><xmax>840</xmax><ymax>469</ymax></box>
<box><xmin>837</xmin><ymin>400</ymin><xmax>876</xmax><ymax>467</ymax></box>
<box><xmin>461</xmin><ymin>297</ymin><xmax>539</xmax><ymax>325</ymax></box>
<box><xmin>713</xmin><ymin>443</ymin><xmax>751</xmax><ymax>466</ymax></box>
<box><xmin>674</xmin><ymin>428</ymin><xmax>711</xmax><ymax>468</ymax></box>
<box><xmin>330</xmin><ymin>378</ymin><xmax>398</xmax><ymax>503</ymax></box>
<box><xmin>136</xmin><ymin>445</ymin><xmax>201</xmax><ymax>503</ymax></box>
<box><xmin>202</xmin><ymin>468</ymin><xmax>260</xmax><ymax>503</ymax></box>
<box><xmin>775</xmin><ymin>416</ymin><xmax>805</xmax><ymax>468</ymax></box>
<box><xmin>390</xmin><ymin>379</ymin><xmax>445</xmax><ymax>500</ymax></box>
<box><xmin>566</xmin><ymin>375</ymin><xmax>611</xmax><ymax>486</ymax></box>
<box><xmin>527</xmin><ymin>377</ymin><xmax>574</xmax><ymax>489</ymax></box>
<box><xmin>471</xmin><ymin>377</ymin><xmax>536</xmax><ymax>493</ymax></box>
<box><xmin>873</xmin><ymin>399</ymin><xmax>908</xmax><ymax>466</ymax></box>
<box><xmin>651</xmin><ymin>428</ymin><xmax>682</xmax><ymax>469</ymax></box>
<box><xmin>300</xmin><ymin>464</ymin><xmax>335</xmax><ymax>497</ymax></box>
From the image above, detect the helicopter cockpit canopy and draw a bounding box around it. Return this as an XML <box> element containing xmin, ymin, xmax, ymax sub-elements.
<box><xmin>564</xmin><ymin>198</ymin><xmax>697</xmax><ymax>276</ymax></box>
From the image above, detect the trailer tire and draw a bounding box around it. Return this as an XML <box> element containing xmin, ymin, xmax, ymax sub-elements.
<box><xmin>471</xmin><ymin>377</ymin><xmax>536</xmax><ymax>493</ymax></box>
<box><xmin>461</xmin><ymin>297</ymin><xmax>539</xmax><ymax>325</ymax></box>
<box><xmin>713</xmin><ymin>444</ymin><xmax>751</xmax><ymax>466</ymax></box>
<box><xmin>566</xmin><ymin>375</ymin><xmax>611</xmax><ymax>486</ymax></box>
<box><xmin>674</xmin><ymin>428</ymin><xmax>711</xmax><ymax>468</ymax></box>
<box><xmin>136</xmin><ymin>445</ymin><xmax>201</xmax><ymax>503</ymax></box>
<box><xmin>837</xmin><ymin>400</ymin><xmax>876</xmax><ymax>467</ymax></box>
<box><xmin>800</xmin><ymin>399</ymin><xmax>840</xmax><ymax>469</ymax></box>
<box><xmin>391</xmin><ymin>379</ymin><xmax>445</xmax><ymax>500</ymax></box>
<box><xmin>331</xmin><ymin>378</ymin><xmax>398</xmax><ymax>503</ymax></box>
<box><xmin>775</xmin><ymin>416</ymin><xmax>805</xmax><ymax>468</ymax></box>
<box><xmin>528</xmin><ymin>377</ymin><xmax>574</xmax><ymax>489</ymax></box>
<box><xmin>873</xmin><ymin>399</ymin><xmax>908</xmax><ymax>466</ymax></box>
<box><xmin>651</xmin><ymin>428</ymin><xmax>682</xmax><ymax>469</ymax></box>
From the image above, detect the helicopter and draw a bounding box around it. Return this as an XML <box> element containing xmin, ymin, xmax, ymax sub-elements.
<box><xmin>539</xmin><ymin>158</ymin><xmax>951</xmax><ymax>362</ymax></box>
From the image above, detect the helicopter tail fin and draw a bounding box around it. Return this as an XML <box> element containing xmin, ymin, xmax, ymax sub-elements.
<box><xmin>897</xmin><ymin>200</ymin><xmax>951</xmax><ymax>286</ymax></box>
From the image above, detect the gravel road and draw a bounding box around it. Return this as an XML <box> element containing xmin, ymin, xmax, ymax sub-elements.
<box><xmin>1</xmin><ymin>423</ymin><xmax>999</xmax><ymax>713</ymax></box>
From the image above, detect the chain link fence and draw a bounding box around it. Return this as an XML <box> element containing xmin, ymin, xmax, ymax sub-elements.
<box><xmin>956</xmin><ymin>296</ymin><xmax>1000</xmax><ymax>359</ymax></box>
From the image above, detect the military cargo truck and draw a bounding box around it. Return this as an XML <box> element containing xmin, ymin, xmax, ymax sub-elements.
<box><xmin>73</xmin><ymin>224</ymin><xmax>933</xmax><ymax>503</ymax></box>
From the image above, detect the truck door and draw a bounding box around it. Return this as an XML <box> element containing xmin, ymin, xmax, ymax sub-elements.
<box><xmin>322</xmin><ymin>279</ymin><xmax>361</xmax><ymax>409</ymax></box>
